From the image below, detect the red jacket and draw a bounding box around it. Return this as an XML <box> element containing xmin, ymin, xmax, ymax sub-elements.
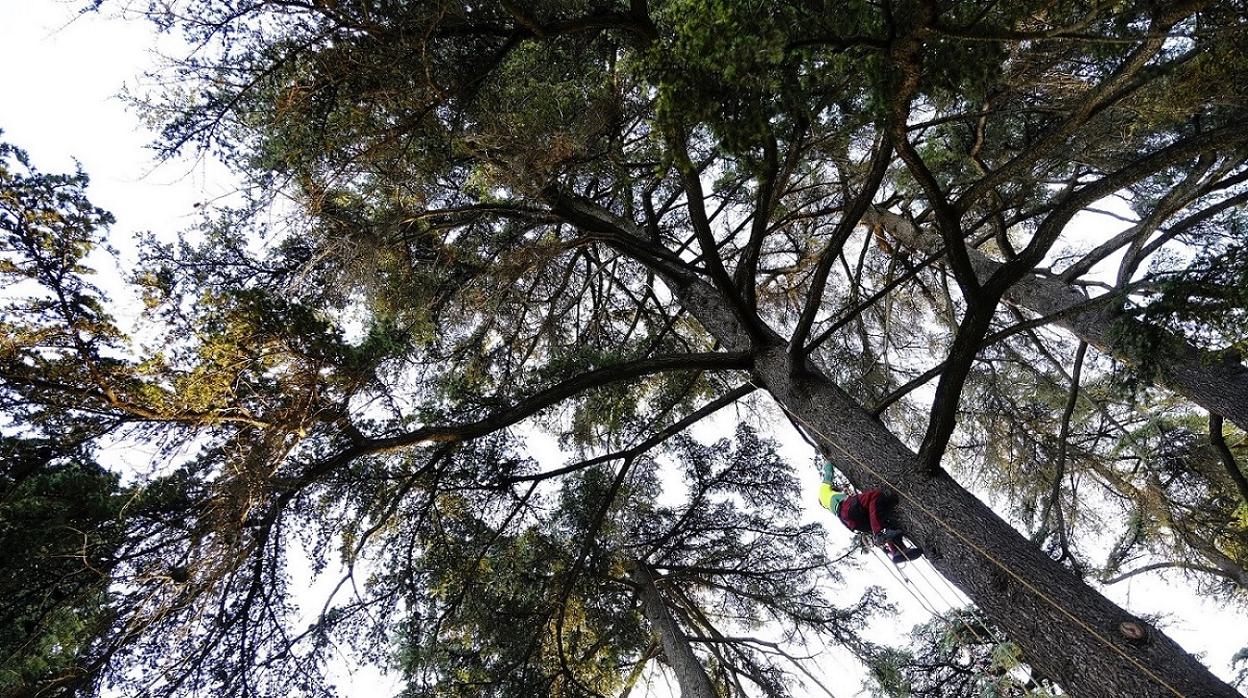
<box><xmin>836</xmin><ymin>490</ymin><xmax>887</xmax><ymax>535</ymax></box>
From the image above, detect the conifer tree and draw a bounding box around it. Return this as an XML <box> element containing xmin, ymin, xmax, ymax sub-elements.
<box><xmin>5</xmin><ymin>1</ymin><xmax>1248</xmax><ymax>695</ymax></box>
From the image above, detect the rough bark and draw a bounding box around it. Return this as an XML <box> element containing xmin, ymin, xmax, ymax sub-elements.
<box><xmin>627</xmin><ymin>561</ymin><xmax>719</xmax><ymax>698</ymax></box>
<box><xmin>658</xmin><ymin>270</ymin><xmax>1244</xmax><ymax>698</ymax></box>
<box><xmin>863</xmin><ymin>207</ymin><xmax>1248</xmax><ymax>432</ymax></box>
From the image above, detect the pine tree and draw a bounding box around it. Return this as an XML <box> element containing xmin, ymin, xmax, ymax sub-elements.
<box><xmin>6</xmin><ymin>1</ymin><xmax>1248</xmax><ymax>695</ymax></box>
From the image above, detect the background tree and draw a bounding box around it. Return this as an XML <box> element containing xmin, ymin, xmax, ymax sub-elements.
<box><xmin>0</xmin><ymin>437</ymin><xmax>121</xmax><ymax>696</ymax></box>
<box><xmin>390</xmin><ymin>425</ymin><xmax>884</xmax><ymax>697</ymax></box>
<box><xmin>0</xmin><ymin>140</ymin><xmax>126</xmax><ymax>696</ymax></box>
<box><xmin>870</xmin><ymin>614</ymin><xmax>1045</xmax><ymax>698</ymax></box>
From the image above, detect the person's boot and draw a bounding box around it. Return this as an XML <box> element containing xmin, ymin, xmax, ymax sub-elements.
<box><xmin>879</xmin><ymin>533</ymin><xmax>924</xmax><ymax>564</ymax></box>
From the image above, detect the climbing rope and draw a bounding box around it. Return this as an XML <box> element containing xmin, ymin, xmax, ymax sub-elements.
<box><xmin>912</xmin><ymin>558</ymin><xmax>1010</xmax><ymax>648</ymax></box>
<box><xmin>821</xmin><ymin>431</ymin><xmax>1024</xmax><ymax>659</ymax></box>
<box><xmin>868</xmin><ymin>541</ymin><xmax>998</xmax><ymax>650</ymax></box>
<box><xmin>750</xmin><ymin>380</ymin><xmax>1189</xmax><ymax>698</ymax></box>
<box><xmin>905</xmin><ymin>559</ymin><xmax>959</xmax><ymax>611</ymax></box>
<box><xmin>866</xmin><ymin>541</ymin><xmax>944</xmax><ymax>619</ymax></box>
<box><xmin>860</xmin><ymin>534</ymin><xmax>1008</xmax><ymax>691</ymax></box>
<box><xmin>907</xmin><ymin>558</ymin><xmax>1004</xmax><ymax>649</ymax></box>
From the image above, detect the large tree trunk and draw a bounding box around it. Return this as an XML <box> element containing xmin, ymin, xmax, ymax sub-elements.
<box><xmin>864</xmin><ymin>207</ymin><xmax>1248</xmax><ymax>431</ymax></box>
<box><xmin>626</xmin><ymin>561</ymin><xmax>719</xmax><ymax>698</ymax></box>
<box><xmin>665</xmin><ymin>273</ymin><xmax>1243</xmax><ymax>698</ymax></box>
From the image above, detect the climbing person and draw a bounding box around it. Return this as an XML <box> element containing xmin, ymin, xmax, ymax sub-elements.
<box><xmin>818</xmin><ymin>462</ymin><xmax>923</xmax><ymax>564</ymax></box>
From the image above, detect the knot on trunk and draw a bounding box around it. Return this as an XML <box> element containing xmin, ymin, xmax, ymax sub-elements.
<box><xmin>1118</xmin><ymin>620</ymin><xmax>1150</xmax><ymax>644</ymax></box>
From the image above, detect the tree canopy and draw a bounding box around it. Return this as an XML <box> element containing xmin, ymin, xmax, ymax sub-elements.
<box><xmin>3</xmin><ymin>0</ymin><xmax>1248</xmax><ymax>696</ymax></box>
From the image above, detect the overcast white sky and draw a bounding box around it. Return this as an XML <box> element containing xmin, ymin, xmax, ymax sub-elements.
<box><xmin>1</xmin><ymin>2</ymin><xmax>1244</xmax><ymax>696</ymax></box>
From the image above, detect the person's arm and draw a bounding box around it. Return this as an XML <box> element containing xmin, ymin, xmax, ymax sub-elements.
<box><xmin>821</xmin><ymin>462</ymin><xmax>837</xmax><ymax>484</ymax></box>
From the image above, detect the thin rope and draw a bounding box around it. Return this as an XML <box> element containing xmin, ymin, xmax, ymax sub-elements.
<box><xmin>907</xmin><ymin>558</ymin><xmax>959</xmax><ymax>611</ymax></box>
<box><xmin>907</xmin><ymin>558</ymin><xmax>999</xmax><ymax>648</ymax></box>
<box><xmin>881</xmin><ymin>548</ymin><xmax>948</xmax><ymax>619</ymax></box>
<box><xmin>824</xmin><ymin>420</ymin><xmax>1018</xmax><ymax>652</ymax></box>
<box><xmin>854</xmin><ymin>526</ymin><xmax>1003</xmax><ymax>684</ymax></box>
<box><xmin>915</xmin><ymin>558</ymin><xmax>1010</xmax><ymax>648</ymax></box>
<box><xmin>868</xmin><ymin>542</ymin><xmax>1014</xmax><ymax>693</ymax></box>
<box><xmin>868</xmin><ymin>541</ymin><xmax>944</xmax><ymax>619</ymax></box>
<box><xmin>754</xmin><ymin>380</ymin><xmax>1189</xmax><ymax>698</ymax></box>
<box><xmin>918</xmin><ymin>557</ymin><xmax>973</xmax><ymax>606</ymax></box>
<box><xmin>871</xmin><ymin>540</ymin><xmax>997</xmax><ymax>649</ymax></box>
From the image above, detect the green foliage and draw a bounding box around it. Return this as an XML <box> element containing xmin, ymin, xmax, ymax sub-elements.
<box><xmin>9</xmin><ymin>0</ymin><xmax>1248</xmax><ymax>693</ymax></box>
<box><xmin>1132</xmin><ymin>242</ymin><xmax>1248</xmax><ymax>355</ymax></box>
<box><xmin>878</xmin><ymin>614</ymin><xmax>1043</xmax><ymax>698</ymax></box>
<box><xmin>0</xmin><ymin>438</ymin><xmax>122</xmax><ymax>696</ymax></box>
<box><xmin>646</xmin><ymin>0</ymin><xmax>808</xmax><ymax>153</ymax></box>
<box><xmin>384</xmin><ymin>425</ymin><xmax>876</xmax><ymax>697</ymax></box>
<box><xmin>395</xmin><ymin>503</ymin><xmax>644</xmax><ymax>697</ymax></box>
<box><xmin>0</xmin><ymin>137</ymin><xmax>123</xmax><ymax>432</ymax></box>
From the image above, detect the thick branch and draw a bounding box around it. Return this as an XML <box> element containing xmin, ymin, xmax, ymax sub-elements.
<box><xmin>895</xmin><ymin>134</ymin><xmax>979</xmax><ymax>296</ymax></box>
<box><xmin>1132</xmin><ymin>187</ymin><xmax>1248</xmax><ymax>269</ymax></box>
<box><xmin>866</xmin><ymin>206</ymin><xmax>1248</xmax><ymax>431</ymax></box>
<box><xmin>672</xmin><ymin>142</ymin><xmax>768</xmax><ymax>344</ymax></box>
<box><xmin>993</xmin><ymin>121</ymin><xmax>1248</xmax><ymax>294</ymax></box>
<box><xmin>369</xmin><ymin>351</ymin><xmax>750</xmax><ymax>450</ymax></box>
<box><xmin>545</xmin><ymin>189</ymin><xmax>696</xmax><ymax>281</ymax></box>
<box><xmin>871</xmin><ymin>296</ymin><xmax>1110</xmax><ymax>415</ymax></box>
<box><xmin>735</xmin><ymin>134</ymin><xmax>780</xmax><ymax>311</ymax></box>
<box><xmin>1209</xmin><ymin>413</ymin><xmax>1248</xmax><ymax>508</ymax></box>
<box><xmin>884</xmin><ymin>5</ymin><xmax>980</xmax><ymax>297</ymax></box>
<box><xmin>915</xmin><ymin>297</ymin><xmax>1000</xmax><ymax>472</ymax></box>
<box><xmin>1058</xmin><ymin>168</ymin><xmax>1248</xmax><ymax>282</ymax></box>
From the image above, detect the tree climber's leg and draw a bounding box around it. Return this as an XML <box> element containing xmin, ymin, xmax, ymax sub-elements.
<box><xmin>873</xmin><ymin>489</ymin><xmax>924</xmax><ymax>562</ymax></box>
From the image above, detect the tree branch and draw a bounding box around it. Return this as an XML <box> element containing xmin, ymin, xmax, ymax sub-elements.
<box><xmin>1058</xmin><ymin>166</ymin><xmax>1248</xmax><ymax>282</ymax></box>
<box><xmin>1209</xmin><ymin>413</ymin><xmax>1248</xmax><ymax>508</ymax></box>
<box><xmin>369</xmin><ymin>351</ymin><xmax>750</xmax><ymax>451</ymax></box>
<box><xmin>992</xmin><ymin>121</ymin><xmax>1248</xmax><ymax>295</ymax></box>
<box><xmin>884</xmin><ymin>5</ymin><xmax>980</xmax><ymax>298</ymax></box>
<box><xmin>735</xmin><ymin>133</ymin><xmax>780</xmax><ymax>311</ymax></box>
<box><xmin>789</xmin><ymin>132</ymin><xmax>893</xmax><ymax>359</ymax></box>
<box><xmin>503</xmin><ymin>382</ymin><xmax>756</xmax><ymax>484</ymax></box>
<box><xmin>544</xmin><ymin>188</ymin><xmax>696</xmax><ymax>281</ymax></box>
<box><xmin>1040</xmin><ymin>341</ymin><xmax>1088</xmax><ymax>567</ymax></box>
<box><xmin>871</xmin><ymin>294</ymin><xmax>1111</xmax><ymax>415</ymax></box>
<box><xmin>1100</xmin><ymin>561</ymin><xmax>1230</xmax><ymax>586</ymax></box>
<box><xmin>671</xmin><ymin>142</ymin><xmax>768</xmax><ymax>344</ymax></box>
<box><xmin>915</xmin><ymin>297</ymin><xmax>1000</xmax><ymax>472</ymax></box>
